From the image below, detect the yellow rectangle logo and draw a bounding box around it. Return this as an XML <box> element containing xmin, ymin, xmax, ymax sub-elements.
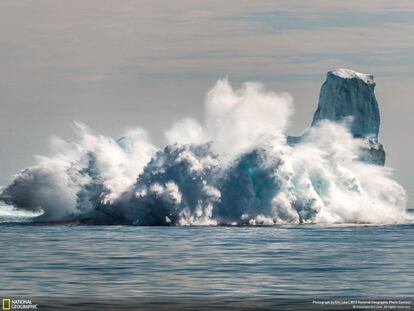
<box><xmin>2</xmin><ymin>299</ymin><xmax>10</xmax><ymax>311</ymax></box>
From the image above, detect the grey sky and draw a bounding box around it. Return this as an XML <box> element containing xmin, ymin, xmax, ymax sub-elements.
<box><xmin>0</xmin><ymin>0</ymin><xmax>413</xmax><ymax>204</ymax></box>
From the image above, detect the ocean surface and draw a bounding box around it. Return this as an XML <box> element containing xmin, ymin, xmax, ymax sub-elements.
<box><xmin>1</xmin><ymin>224</ymin><xmax>413</xmax><ymax>303</ymax></box>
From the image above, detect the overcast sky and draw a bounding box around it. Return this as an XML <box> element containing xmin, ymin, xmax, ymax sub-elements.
<box><xmin>1</xmin><ymin>0</ymin><xmax>413</xmax><ymax>204</ymax></box>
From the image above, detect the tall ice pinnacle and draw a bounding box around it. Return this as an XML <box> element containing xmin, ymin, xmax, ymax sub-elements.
<box><xmin>312</xmin><ymin>69</ymin><xmax>380</xmax><ymax>140</ymax></box>
<box><xmin>287</xmin><ymin>69</ymin><xmax>385</xmax><ymax>165</ymax></box>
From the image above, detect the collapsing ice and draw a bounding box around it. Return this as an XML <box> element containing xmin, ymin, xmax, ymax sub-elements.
<box><xmin>0</xmin><ymin>70</ymin><xmax>409</xmax><ymax>225</ymax></box>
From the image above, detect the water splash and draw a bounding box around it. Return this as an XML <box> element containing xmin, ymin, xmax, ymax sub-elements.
<box><xmin>0</xmin><ymin>80</ymin><xmax>408</xmax><ymax>225</ymax></box>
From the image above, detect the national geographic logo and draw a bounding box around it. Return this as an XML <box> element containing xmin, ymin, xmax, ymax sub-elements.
<box><xmin>2</xmin><ymin>299</ymin><xmax>37</xmax><ymax>310</ymax></box>
<box><xmin>2</xmin><ymin>299</ymin><xmax>10</xmax><ymax>311</ymax></box>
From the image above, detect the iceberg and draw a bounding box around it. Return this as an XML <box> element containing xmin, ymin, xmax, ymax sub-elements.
<box><xmin>289</xmin><ymin>68</ymin><xmax>385</xmax><ymax>165</ymax></box>
<box><xmin>0</xmin><ymin>72</ymin><xmax>407</xmax><ymax>225</ymax></box>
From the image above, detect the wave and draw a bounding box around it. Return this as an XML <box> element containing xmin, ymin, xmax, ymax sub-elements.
<box><xmin>0</xmin><ymin>80</ymin><xmax>409</xmax><ymax>225</ymax></box>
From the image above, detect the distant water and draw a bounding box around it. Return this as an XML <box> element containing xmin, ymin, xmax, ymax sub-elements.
<box><xmin>1</xmin><ymin>224</ymin><xmax>414</xmax><ymax>304</ymax></box>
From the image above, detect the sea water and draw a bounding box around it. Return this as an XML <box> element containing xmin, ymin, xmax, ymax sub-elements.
<box><xmin>0</xmin><ymin>224</ymin><xmax>413</xmax><ymax>302</ymax></box>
